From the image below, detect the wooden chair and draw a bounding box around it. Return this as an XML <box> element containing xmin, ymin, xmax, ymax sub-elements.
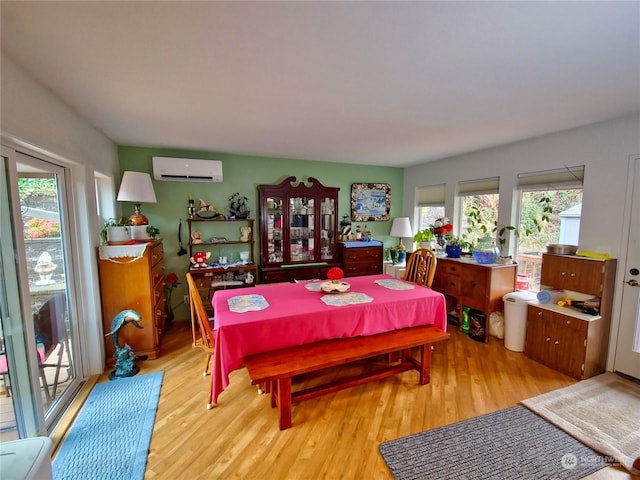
<box><xmin>402</xmin><ymin>248</ymin><xmax>437</xmax><ymax>288</ymax></box>
<box><xmin>186</xmin><ymin>273</ymin><xmax>215</xmax><ymax>377</ymax></box>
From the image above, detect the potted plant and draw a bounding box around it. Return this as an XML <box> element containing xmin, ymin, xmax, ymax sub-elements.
<box><xmin>101</xmin><ymin>218</ymin><xmax>130</xmax><ymax>245</ymax></box>
<box><xmin>444</xmin><ymin>234</ymin><xmax>463</xmax><ymax>258</ymax></box>
<box><xmin>389</xmin><ymin>244</ymin><xmax>407</xmax><ymax>265</ymax></box>
<box><xmin>414</xmin><ymin>227</ymin><xmax>435</xmax><ymax>249</ymax></box>
<box><xmin>228</xmin><ymin>193</ymin><xmax>250</xmax><ymax>219</ymax></box>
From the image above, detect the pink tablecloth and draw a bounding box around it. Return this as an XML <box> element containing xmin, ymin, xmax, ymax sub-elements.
<box><xmin>210</xmin><ymin>274</ymin><xmax>446</xmax><ymax>404</ymax></box>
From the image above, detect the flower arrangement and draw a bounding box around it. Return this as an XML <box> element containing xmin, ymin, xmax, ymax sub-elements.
<box><xmin>327</xmin><ymin>267</ymin><xmax>345</xmax><ymax>283</ymax></box>
<box><xmin>432</xmin><ymin>217</ymin><xmax>453</xmax><ymax>238</ymax></box>
<box><xmin>164</xmin><ymin>273</ymin><xmax>181</xmax><ymax>324</ymax></box>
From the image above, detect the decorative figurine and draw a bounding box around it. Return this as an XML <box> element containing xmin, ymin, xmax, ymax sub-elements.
<box><xmin>190</xmin><ymin>251</ymin><xmax>211</xmax><ymax>268</ymax></box>
<box><xmin>191</xmin><ymin>231</ymin><xmax>203</xmax><ymax>244</ymax></box>
<box><xmin>240</xmin><ymin>225</ymin><xmax>251</xmax><ymax>242</ymax></box>
<box><xmin>105</xmin><ymin>309</ymin><xmax>143</xmax><ymax>380</ymax></box>
<box><xmin>35</xmin><ymin>251</ymin><xmax>57</xmax><ymax>285</ymax></box>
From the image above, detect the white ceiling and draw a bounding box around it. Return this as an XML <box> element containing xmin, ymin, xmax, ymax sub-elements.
<box><xmin>2</xmin><ymin>1</ymin><xmax>639</xmax><ymax>167</ymax></box>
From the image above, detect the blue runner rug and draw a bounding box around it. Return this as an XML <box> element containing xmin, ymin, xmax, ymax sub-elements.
<box><xmin>53</xmin><ymin>371</ymin><xmax>163</xmax><ymax>480</ymax></box>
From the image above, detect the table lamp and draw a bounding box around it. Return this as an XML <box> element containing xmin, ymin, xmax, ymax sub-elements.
<box><xmin>116</xmin><ymin>171</ymin><xmax>157</xmax><ymax>226</ymax></box>
<box><xmin>390</xmin><ymin>217</ymin><xmax>413</xmax><ymax>248</ymax></box>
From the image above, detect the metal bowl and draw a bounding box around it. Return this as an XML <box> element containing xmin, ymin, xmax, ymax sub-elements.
<box><xmin>546</xmin><ymin>244</ymin><xmax>578</xmax><ymax>255</ymax></box>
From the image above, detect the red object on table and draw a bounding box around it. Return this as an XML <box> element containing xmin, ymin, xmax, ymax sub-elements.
<box><xmin>210</xmin><ymin>274</ymin><xmax>446</xmax><ymax>405</ymax></box>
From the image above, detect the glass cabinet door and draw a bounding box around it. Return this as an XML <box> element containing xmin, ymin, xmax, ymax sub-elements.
<box><xmin>289</xmin><ymin>196</ymin><xmax>314</xmax><ymax>262</ymax></box>
<box><xmin>320</xmin><ymin>197</ymin><xmax>336</xmax><ymax>260</ymax></box>
<box><xmin>266</xmin><ymin>196</ymin><xmax>283</xmax><ymax>263</ymax></box>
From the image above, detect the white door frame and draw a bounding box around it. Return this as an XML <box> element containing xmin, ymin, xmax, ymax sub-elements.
<box><xmin>612</xmin><ymin>155</ymin><xmax>640</xmax><ymax>379</ymax></box>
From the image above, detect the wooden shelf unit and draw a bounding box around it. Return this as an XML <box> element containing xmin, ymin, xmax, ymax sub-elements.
<box><xmin>187</xmin><ymin>218</ymin><xmax>258</xmax><ymax>306</ymax></box>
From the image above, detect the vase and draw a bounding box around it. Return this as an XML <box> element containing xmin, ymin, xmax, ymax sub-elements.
<box><xmin>472</xmin><ymin>235</ymin><xmax>499</xmax><ymax>264</ymax></box>
<box><xmin>445</xmin><ymin>245</ymin><xmax>461</xmax><ymax>258</ymax></box>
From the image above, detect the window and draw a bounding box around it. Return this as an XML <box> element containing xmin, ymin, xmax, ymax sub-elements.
<box><xmin>458</xmin><ymin>177</ymin><xmax>500</xmax><ymax>247</ymax></box>
<box><xmin>416</xmin><ymin>184</ymin><xmax>445</xmax><ymax>234</ymax></box>
<box><xmin>517</xmin><ymin>166</ymin><xmax>584</xmax><ymax>291</ymax></box>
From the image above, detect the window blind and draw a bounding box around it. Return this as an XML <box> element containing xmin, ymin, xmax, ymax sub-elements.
<box><xmin>518</xmin><ymin>166</ymin><xmax>584</xmax><ymax>190</ymax></box>
<box><xmin>416</xmin><ymin>184</ymin><xmax>445</xmax><ymax>206</ymax></box>
<box><xmin>458</xmin><ymin>177</ymin><xmax>500</xmax><ymax>196</ymax></box>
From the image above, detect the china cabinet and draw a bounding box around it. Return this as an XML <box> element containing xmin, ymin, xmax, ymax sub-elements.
<box><xmin>258</xmin><ymin>176</ymin><xmax>340</xmax><ymax>283</ymax></box>
<box><xmin>525</xmin><ymin>253</ymin><xmax>617</xmax><ymax>379</ymax></box>
<box><xmin>187</xmin><ymin>218</ymin><xmax>258</xmax><ymax>306</ymax></box>
<box><xmin>98</xmin><ymin>240</ymin><xmax>165</xmax><ymax>366</ymax></box>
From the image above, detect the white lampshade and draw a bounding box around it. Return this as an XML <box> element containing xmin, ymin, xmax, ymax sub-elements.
<box><xmin>117</xmin><ymin>171</ymin><xmax>157</xmax><ymax>225</ymax></box>
<box><xmin>390</xmin><ymin>217</ymin><xmax>413</xmax><ymax>239</ymax></box>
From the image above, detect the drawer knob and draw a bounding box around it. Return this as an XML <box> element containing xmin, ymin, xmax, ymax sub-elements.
<box><xmin>554</xmin><ymin>340</ymin><xmax>560</xmax><ymax>345</ymax></box>
<box><xmin>545</xmin><ymin>337</ymin><xmax>551</xmax><ymax>342</ymax></box>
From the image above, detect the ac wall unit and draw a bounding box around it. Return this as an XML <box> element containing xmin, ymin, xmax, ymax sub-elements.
<box><xmin>152</xmin><ymin>157</ymin><xmax>223</xmax><ymax>182</ymax></box>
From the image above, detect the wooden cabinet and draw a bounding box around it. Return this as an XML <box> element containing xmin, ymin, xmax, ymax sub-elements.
<box><xmin>525</xmin><ymin>254</ymin><xmax>617</xmax><ymax>379</ymax></box>
<box><xmin>186</xmin><ymin>218</ymin><xmax>258</xmax><ymax>300</ymax></box>
<box><xmin>431</xmin><ymin>257</ymin><xmax>517</xmax><ymax>342</ymax></box>
<box><xmin>258</xmin><ymin>176</ymin><xmax>341</xmax><ymax>283</ymax></box>
<box><xmin>525</xmin><ymin>305</ymin><xmax>594</xmax><ymax>379</ymax></box>
<box><xmin>339</xmin><ymin>242</ymin><xmax>383</xmax><ymax>277</ymax></box>
<box><xmin>98</xmin><ymin>240</ymin><xmax>165</xmax><ymax>366</ymax></box>
<box><xmin>540</xmin><ymin>254</ymin><xmax>613</xmax><ymax>296</ymax></box>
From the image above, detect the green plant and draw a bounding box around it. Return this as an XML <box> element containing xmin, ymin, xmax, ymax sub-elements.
<box><xmin>464</xmin><ymin>196</ymin><xmax>552</xmax><ymax>256</ymax></box>
<box><xmin>445</xmin><ymin>234</ymin><xmax>464</xmax><ymax>247</ymax></box>
<box><xmin>228</xmin><ymin>193</ymin><xmax>250</xmax><ymax>219</ymax></box>
<box><xmin>100</xmin><ymin>218</ymin><xmax>128</xmax><ymax>244</ymax></box>
<box><xmin>146</xmin><ymin>225</ymin><xmax>160</xmax><ymax>238</ymax></box>
<box><xmin>413</xmin><ymin>228</ymin><xmax>434</xmax><ymax>244</ymax></box>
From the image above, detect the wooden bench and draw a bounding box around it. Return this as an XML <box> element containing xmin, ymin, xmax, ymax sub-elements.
<box><xmin>244</xmin><ymin>325</ymin><xmax>450</xmax><ymax>429</ymax></box>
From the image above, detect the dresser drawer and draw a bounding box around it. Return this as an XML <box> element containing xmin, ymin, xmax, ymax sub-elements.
<box><xmin>152</xmin><ymin>260</ymin><xmax>165</xmax><ymax>287</ymax></box>
<box><xmin>150</xmin><ymin>241</ymin><xmax>164</xmax><ymax>267</ymax></box>
<box><xmin>440</xmin><ymin>262</ymin><xmax>462</xmax><ymax>275</ymax></box>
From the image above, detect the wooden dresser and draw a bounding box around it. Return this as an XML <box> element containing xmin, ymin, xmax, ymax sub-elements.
<box><xmin>98</xmin><ymin>240</ymin><xmax>165</xmax><ymax>366</ymax></box>
<box><xmin>525</xmin><ymin>253</ymin><xmax>617</xmax><ymax>379</ymax></box>
<box><xmin>432</xmin><ymin>257</ymin><xmax>517</xmax><ymax>342</ymax></box>
<box><xmin>339</xmin><ymin>242</ymin><xmax>383</xmax><ymax>277</ymax></box>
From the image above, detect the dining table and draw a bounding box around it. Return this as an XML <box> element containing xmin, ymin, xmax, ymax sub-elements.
<box><xmin>210</xmin><ymin>273</ymin><xmax>447</xmax><ymax>405</ymax></box>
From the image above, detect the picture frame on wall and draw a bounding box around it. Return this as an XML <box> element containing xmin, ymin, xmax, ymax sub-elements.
<box><xmin>351</xmin><ymin>183</ymin><xmax>391</xmax><ymax>221</ymax></box>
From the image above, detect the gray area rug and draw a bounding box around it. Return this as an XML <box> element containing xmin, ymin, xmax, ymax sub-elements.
<box><xmin>379</xmin><ymin>406</ymin><xmax>608</xmax><ymax>480</ymax></box>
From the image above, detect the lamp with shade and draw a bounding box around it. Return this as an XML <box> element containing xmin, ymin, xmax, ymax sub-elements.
<box><xmin>389</xmin><ymin>217</ymin><xmax>413</xmax><ymax>264</ymax></box>
<box><xmin>390</xmin><ymin>217</ymin><xmax>413</xmax><ymax>248</ymax></box>
<box><xmin>116</xmin><ymin>171</ymin><xmax>157</xmax><ymax>226</ymax></box>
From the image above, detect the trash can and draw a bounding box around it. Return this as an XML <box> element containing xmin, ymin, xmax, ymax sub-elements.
<box><xmin>502</xmin><ymin>291</ymin><xmax>537</xmax><ymax>352</ymax></box>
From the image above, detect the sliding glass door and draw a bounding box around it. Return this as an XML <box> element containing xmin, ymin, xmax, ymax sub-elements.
<box><xmin>0</xmin><ymin>149</ymin><xmax>83</xmax><ymax>440</ymax></box>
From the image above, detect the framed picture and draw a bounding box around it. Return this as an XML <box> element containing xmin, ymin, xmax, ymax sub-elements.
<box><xmin>351</xmin><ymin>183</ymin><xmax>391</xmax><ymax>221</ymax></box>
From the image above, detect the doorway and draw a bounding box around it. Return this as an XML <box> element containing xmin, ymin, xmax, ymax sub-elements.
<box><xmin>614</xmin><ymin>156</ymin><xmax>640</xmax><ymax>380</ymax></box>
<box><xmin>0</xmin><ymin>150</ymin><xmax>83</xmax><ymax>440</ymax></box>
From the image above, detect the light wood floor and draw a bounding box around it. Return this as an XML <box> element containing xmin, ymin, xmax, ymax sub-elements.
<box><xmin>55</xmin><ymin>319</ymin><xmax>636</xmax><ymax>480</ymax></box>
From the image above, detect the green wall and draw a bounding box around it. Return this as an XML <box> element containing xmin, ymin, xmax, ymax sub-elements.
<box><xmin>117</xmin><ymin>146</ymin><xmax>404</xmax><ymax>319</ymax></box>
